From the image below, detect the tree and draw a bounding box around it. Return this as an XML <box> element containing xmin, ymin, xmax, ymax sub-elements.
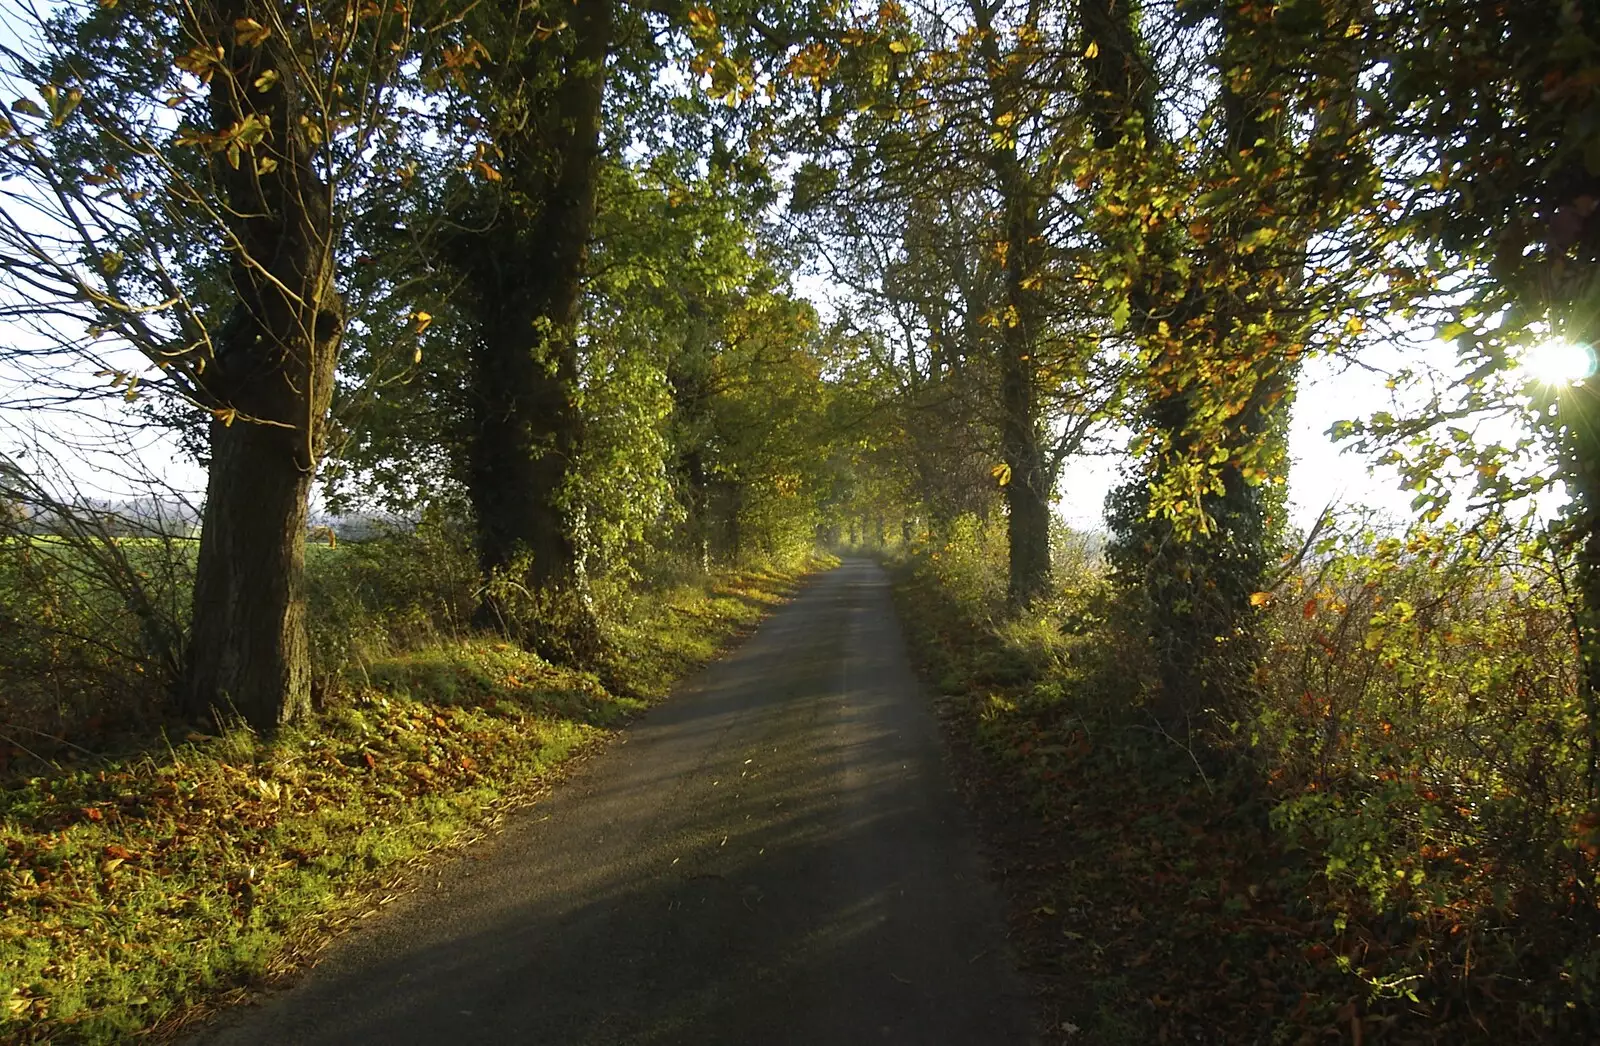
<box><xmin>0</xmin><ymin>0</ymin><xmax>424</xmax><ymax>727</ymax></box>
<box><xmin>793</xmin><ymin>0</ymin><xmax>1126</xmax><ymax>605</ymax></box>
<box><xmin>1094</xmin><ymin>0</ymin><xmax>1370</xmax><ymax>724</ymax></box>
<box><xmin>404</xmin><ymin>0</ymin><xmax>800</xmax><ymax>657</ymax></box>
<box><xmin>431</xmin><ymin>0</ymin><xmax>614</xmax><ymax>659</ymax></box>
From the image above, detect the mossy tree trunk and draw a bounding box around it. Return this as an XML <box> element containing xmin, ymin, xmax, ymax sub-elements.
<box><xmin>1090</xmin><ymin>0</ymin><xmax>1310</xmax><ymax>726</ymax></box>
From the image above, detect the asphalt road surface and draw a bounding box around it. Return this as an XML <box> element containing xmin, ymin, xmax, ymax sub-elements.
<box><xmin>191</xmin><ymin>559</ymin><xmax>1034</xmax><ymax>1046</ymax></box>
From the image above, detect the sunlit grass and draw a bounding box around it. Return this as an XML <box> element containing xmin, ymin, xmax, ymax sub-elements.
<box><xmin>0</xmin><ymin>556</ymin><xmax>828</xmax><ymax>1044</ymax></box>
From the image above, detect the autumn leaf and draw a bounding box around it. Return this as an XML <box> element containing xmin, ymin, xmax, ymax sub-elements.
<box><xmin>39</xmin><ymin>84</ymin><xmax>82</xmax><ymax>127</ymax></box>
<box><xmin>685</xmin><ymin>5</ymin><xmax>717</xmax><ymax>33</ymax></box>
<box><xmin>234</xmin><ymin>18</ymin><xmax>272</xmax><ymax>47</ymax></box>
<box><xmin>175</xmin><ymin>45</ymin><xmax>225</xmax><ymax>81</ymax></box>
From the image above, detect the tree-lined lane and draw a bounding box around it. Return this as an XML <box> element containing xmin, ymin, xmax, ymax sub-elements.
<box><xmin>191</xmin><ymin>559</ymin><xmax>1034</xmax><ymax>1046</ymax></box>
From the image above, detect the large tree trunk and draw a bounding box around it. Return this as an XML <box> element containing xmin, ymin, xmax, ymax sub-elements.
<box><xmin>462</xmin><ymin>0</ymin><xmax>611</xmax><ymax>664</ymax></box>
<box><xmin>189</xmin><ymin>416</ymin><xmax>326</xmax><ymax>727</ymax></box>
<box><xmin>996</xmin><ymin>176</ymin><xmax>1052</xmax><ymax>606</ymax></box>
<box><xmin>185</xmin><ymin>0</ymin><xmax>341</xmax><ymax>729</ymax></box>
<box><xmin>999</xmin><ymin>326</ymin><xmax>1052</xmax><ymax>606</ymax></box>
<box><xmin>973</xmin><ymin>0</ymin><xmax>1053</xmax><ymax>607</ymax></box>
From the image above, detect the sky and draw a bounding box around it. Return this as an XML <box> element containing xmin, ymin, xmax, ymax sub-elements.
<box><xmin>1055</xmin><ymin>350</ymin><xmax>1429</xmax><ymax>532</ymax></box>
<box><xmin>6</xmin><ymin>278</ymin><xmax>1574</xmax><ymax>534</ymax></box>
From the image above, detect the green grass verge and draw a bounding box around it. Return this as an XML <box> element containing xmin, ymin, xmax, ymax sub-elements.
<box><xmin>0</xmin><ymin>555</ymin><xmax>833</xmax><ymax>1043</ymax></box>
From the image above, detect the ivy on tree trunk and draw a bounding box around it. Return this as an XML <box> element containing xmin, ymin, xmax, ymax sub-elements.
<box><xmin>458</xmin><ymin>0</ymin><xmax>612</xmax><ymax>665</ymax></box>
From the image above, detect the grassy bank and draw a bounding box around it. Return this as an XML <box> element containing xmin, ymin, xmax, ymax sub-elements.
<box><xmin>889</xmin><ymin>532</ymin><xmax>1595</xmax><ymax>1045</ymax></box>
<box><xmin>0</xmin><ymin>556</ymin><xmax>831</xmax><ymax>1043</ymax></box>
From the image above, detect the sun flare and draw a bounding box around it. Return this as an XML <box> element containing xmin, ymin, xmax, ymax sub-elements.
<box><xmin>1522</xmin><ymin>339</ymin><xmax>1596</xmax><ymax>386</ymax></box>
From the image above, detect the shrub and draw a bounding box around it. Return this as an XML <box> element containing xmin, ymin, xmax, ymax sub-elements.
<box><xmin>918</xmin><ymin>513</ymin><xmax>1010</xmax><ymax>614</ymax></box>
<box><xmin>304</xmin><ymin>517</ymin><xmax>478</xmax><ymax>697</ymax></box>
<box><xmin>1253</xmin><ymin>516</ymin><xmax>1599</xmax><ymax>1022</ymax></box>
<box><xmin>902</xmin><ymin>506</ymin><xmax>1600</xmax><ymax>1033</ymax></box>
<box><xmin>0</xmin><ymin>528</ymin><xmax>190</xmax><ymax>742</ymax></box>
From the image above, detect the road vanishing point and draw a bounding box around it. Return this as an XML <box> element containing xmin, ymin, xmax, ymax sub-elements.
<box><xmin>191</xmin><ymin>559</ymin><xmax>1035</xmax><ymax>1046</ymax></box>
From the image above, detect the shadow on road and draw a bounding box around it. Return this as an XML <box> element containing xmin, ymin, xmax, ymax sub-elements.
<box><xmin>195</xmin><ymin>561</ymin><xmax>1031</xmax><ymax>1046</ymax></box>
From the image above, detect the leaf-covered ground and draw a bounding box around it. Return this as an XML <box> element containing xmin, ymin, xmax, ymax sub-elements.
<box><xmin>888</xmin><ymin>558</ymin><xmax>1592</xmax><ymax>1045</ymax></box>
<box><xmin>0</xmin><ymin>559</ymin><xmax>828</xmax><ymax>1044</ymax></box>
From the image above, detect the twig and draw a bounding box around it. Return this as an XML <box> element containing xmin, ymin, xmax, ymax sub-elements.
<box><xmin>1142</xmin><ymin>712</ymin><xmax>1215</xmax><ymax>797</ymax></box>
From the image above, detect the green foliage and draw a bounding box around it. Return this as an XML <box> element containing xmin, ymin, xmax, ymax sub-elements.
<box><xmin>304</xmin><ymin>519</ymin><xmax>479</xmax><ymax>689</ymax></box>
<box><xmin>0</xmin><ymin>531</ymin><xmax>190</xmax><ymax>742</ymax></box>
<box><xmin>1254</xmin><ymin>517</ymin><xmax>1600</xmax><ymax>1022</ymax></box>
<box><xmin>915</xmin><ymin>514</ymin><xmax>1011</xmax><ymax>615</ymax></box>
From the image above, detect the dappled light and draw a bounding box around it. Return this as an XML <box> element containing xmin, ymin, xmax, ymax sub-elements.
<box><xmin>3</xmin><ymin>0</ymin><xmax>1600</xmax><ymax>1041</ymax></box>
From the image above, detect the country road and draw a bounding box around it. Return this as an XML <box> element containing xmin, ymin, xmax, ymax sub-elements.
<box><xmin>190</xmin><ymin>559</ymin><xmax>1035</xmax><ymax>1046</ymax></box>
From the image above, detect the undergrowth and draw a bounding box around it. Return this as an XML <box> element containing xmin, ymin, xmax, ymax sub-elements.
<box><xmin>890</xmin><ymin>516</ymin><xmax>1598</xmax><ymax>1045</ymax></box>
<box><xmin>0</xmin><ymin>555</ymin><xmax>830</xmax><ymax>1043</ymax></box>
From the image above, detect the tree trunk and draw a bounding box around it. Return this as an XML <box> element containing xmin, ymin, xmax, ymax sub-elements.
<box><xmin>1000</xmin><ymin>322</ymin><xmax>1052</xmax><ymax>605</ymax></box>
<box><xmin>996</xmin><ymin>171</ymin><xmax>1052</xmax><ymax>607</ymax></box>
<box><xmin>1094</xmin><ymin>0</ymin><xmax>1310</xmax><ymax>727</ymax></box>
<box><xmin>1079</xmin><ymin>0</ymin><xmax>1159</xmax><ymax>152</ymax></box>
<box><xmin>185</xmin><ymin>0</ymin><xmax>341</xmax><ymax>730</ymax></box>
<box><xmin>462</xmin><ymin>0</ymin><xmax>611</xmax><ymax>664</ymax></box>
<box><xmin>189</xmin><ymin>416</ymin><xmax>324</xmax><ymax>727</ymax></box>
<box><xmin>973</xmin><ymin>0</ymin><xmax>1054</xmax><ymax>608</ymax></box>
<box><xmin>683</xmin><ymin>448</ymin><xmax>711</xmax><ymax>573</ymax></box>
